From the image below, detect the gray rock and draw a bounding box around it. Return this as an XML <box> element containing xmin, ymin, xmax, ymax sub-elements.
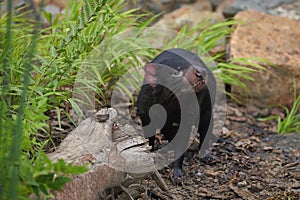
<box><xmin>232</xmin><ymin>0</ymin><xmax>267</xmax><ymax>12</ymax></box>
<box><xmin>220</xmin><ymin>0</ymin><xmax>300</xmax><ymax>20</ymax></box>
<box><xmin>268</xmin><ymin>0</ymin><xmax>300</xmax><ymax>21</ymax></box>
<box><xmin>232</xmin><ymin>0</ymin><xmax>295</xmax><ymax>10</ymax></box>
<box><xmin>44</xmin><ymin>5</ymin><xmax>61</xmax><ymax>17</ymax></box>
<box><xmin>0</xmin><ymin>0</ymin><xmax>27</xmax><ymax>15</ymax></box>
<box><xmin>264</xmin><ymin>133</ymin><xmax>300</xmax><ymax>151</ymax></box>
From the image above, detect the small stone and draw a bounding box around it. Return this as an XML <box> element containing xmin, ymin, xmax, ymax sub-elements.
<box><xmin>237</xmin><ymin>180</ymin><xmax>247</xmax><ymax>186</ymax></box>
<box><xmin>263</xmin><ymin>146</ymin><xmax>273</xmax><ymax>151</ymax></box>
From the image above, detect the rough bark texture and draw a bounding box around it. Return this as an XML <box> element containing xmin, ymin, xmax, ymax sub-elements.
<box><xmin>47</xmin><ymin>108</ymin><xmax>157</xmax><ymax>200</ymax></box>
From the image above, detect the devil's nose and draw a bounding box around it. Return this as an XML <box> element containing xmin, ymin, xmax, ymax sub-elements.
<box><xmin>196</xmin><ymin>69</ymin><xmax>206</xmax><ymax>78</ymax></box>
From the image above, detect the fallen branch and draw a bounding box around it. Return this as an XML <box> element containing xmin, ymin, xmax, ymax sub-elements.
<box><xmin>47</xmin><ymin>108</ymin><xmax>168</xmax><ymax>199</ymax></box>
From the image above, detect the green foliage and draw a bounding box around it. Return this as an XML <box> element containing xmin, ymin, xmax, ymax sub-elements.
<box><xmin>1</xmin><ymin>0</ymin><xmax>144</xmax><ymax>198</ymax></box>
<box><xmin>0</xmin><ymin>2</ymin><xmax>40</xmax><ymax>198</ymax></box>
<box><xmin>258</xmin><ymin>80</ymin><xmax>300</xmax><ymax>134</ymax></box>
<box><xmin>217</xmin><ymin>57</ymin><xmax>271</xmax><ymax>101</ymax></box>
<box><xmin>37</xmin><ymin>0</ymin><xmax>156</xmax><ymax>111</ymax></box>
<box><xmin>197</xmin><ymin>19</ymin><xmax>239</xmax><ymax>53</ymax></box>
<box><xmin>18</xmin><ymin>153</ymin><xmax>87</xmax><ymax>199</ymax></box>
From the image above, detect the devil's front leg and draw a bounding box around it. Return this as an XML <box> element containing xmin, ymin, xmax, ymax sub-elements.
<box><xmin>162</xmin><ymin>121</ymin><xmax>191</xmax><ymax>184</ymax></box>
<box><xmin>198</xmin><ymin>94</ymin><xmax>214</xmax><ymax>163</ymax></box>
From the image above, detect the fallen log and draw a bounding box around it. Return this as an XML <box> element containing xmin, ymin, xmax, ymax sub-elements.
<box><xmin>47</xmin><ymin>108</ymin><xmax>167</xmax><ymax>199</ymax></box>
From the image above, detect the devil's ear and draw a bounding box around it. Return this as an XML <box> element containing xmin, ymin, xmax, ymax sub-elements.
<box><xmin>144</xmin><ymin>63</ymin><xmax>157</xmax><ymax>87</ymax></box>
<box><xmin>144</xmin><ymin>63</ymin><xmax>156</xmax><ymax>75</ymax></box>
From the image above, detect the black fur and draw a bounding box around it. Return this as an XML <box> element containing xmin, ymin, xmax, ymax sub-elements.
<box><xmin>137</xmin><ymin>48</ymin><xmax>216</xmax><ymax>182</ymax></box>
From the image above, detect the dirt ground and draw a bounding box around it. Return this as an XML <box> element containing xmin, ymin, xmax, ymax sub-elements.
<box><xmin>128</xmin><ymin>99</ymin><xmax>300</xmax><ymax>200</ymax></box>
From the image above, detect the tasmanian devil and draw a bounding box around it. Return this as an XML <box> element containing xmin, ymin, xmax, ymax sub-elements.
<box><xmin>137</xmin><ymin>48</ymin><xmax>216</xmax><ymax>182</ymax></box>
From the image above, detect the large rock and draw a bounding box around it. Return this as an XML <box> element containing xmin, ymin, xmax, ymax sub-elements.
<box><xmin>153</xmin><ymin>2</ymin><xmax>218</xmax><ymax>31</ymax></box>
<box><xmin>217</xmin><ymin>0</ymin><xmax>300</xmax><ymax>20</ymax></box>
<box><xmin>230</xmin><ymin>11</ymin><xmax>300</xmax><ymax>108</ymax></box>
<box><xmin>152</xmin><ymin>2</ymin><xmax>224</xmax><ymax>54</ymax></box>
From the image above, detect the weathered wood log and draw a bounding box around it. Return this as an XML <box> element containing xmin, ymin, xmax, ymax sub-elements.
<box><xmin>47</xmin><ymin>108</ymin><xmax>166</xmax><ymax>200</ymax></box>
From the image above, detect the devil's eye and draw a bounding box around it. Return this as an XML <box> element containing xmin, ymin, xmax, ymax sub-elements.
<box><xmin>173</xmin><ymin>71</ymin><xmax>180</xmax><ymax>76</ymax></box>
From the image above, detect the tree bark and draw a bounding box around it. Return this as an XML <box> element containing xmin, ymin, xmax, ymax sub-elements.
<box><xmin>47</xmin><ymin>108</ymin><xmax>161</xmax><ymax>200</ymax></box>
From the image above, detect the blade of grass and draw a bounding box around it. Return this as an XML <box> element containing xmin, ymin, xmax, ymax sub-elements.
<box><xmin>7</xmin><ymin>2</ymin><xmax>41</xmax><ymax>198</ymax></box>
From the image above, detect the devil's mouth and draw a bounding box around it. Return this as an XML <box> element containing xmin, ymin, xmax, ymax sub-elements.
<box><xmin>192</xmin><ymin>80</ymin><xmax>206</xmax><ymax>88</ymax></box>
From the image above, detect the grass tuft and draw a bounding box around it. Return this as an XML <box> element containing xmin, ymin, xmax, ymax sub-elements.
<box><xmin>258</xmin><ymin>80</ymin><xmax>300</xmax><ymax>134</ymax></box>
